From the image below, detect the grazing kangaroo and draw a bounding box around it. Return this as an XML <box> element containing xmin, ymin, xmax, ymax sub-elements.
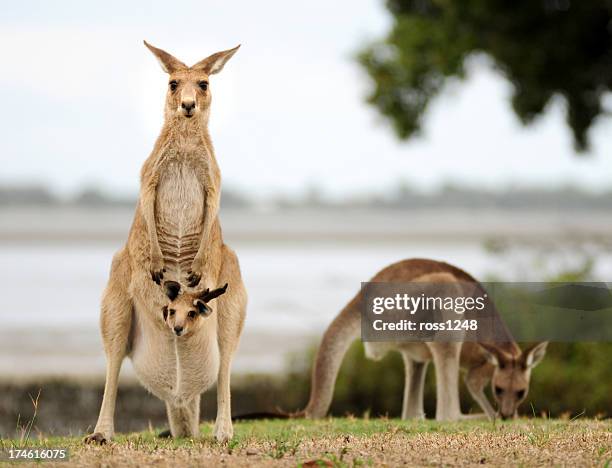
<box><xmin>84</xmin><ymin>41</ymin><xmax>247</xmax><ymax>444</ymax></box>
<box><xmin>302</xmin><ymin>258</ymin><xmax>547</xmax><ymax>421</ymax></box>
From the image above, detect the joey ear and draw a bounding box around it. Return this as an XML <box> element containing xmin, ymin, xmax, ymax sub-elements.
<box><xmin>163</xmin><ymin>281</ymin><xmax>181</xmax><ymax>301</ymax></box>
<box><xmin>162</xmin><ymin>306</ymin><xmax>168</xmax><ymax>321</ymax></box>
<box><xmin>200</xmin><ymin>283</ymin><xmax>228</xmax><ymax>302</ymax></box>
<box><xmin>522</xmin><ymin>341</ymin><xmax>548</xmax><ymax>369</ymax></box>
<box><xmin>194</xmin><ymin>299</ymin><xmax>212</xmax><ymax>316</ymax></box>
<box><xmin>192</xmin><ymin>45</ymin><xmax>240</xmax><ymax>75</ymax></box>
<box><xmin>144</xmin><ymin>40</ymin><xmax>187</xmax><ymax>73</ymax></box>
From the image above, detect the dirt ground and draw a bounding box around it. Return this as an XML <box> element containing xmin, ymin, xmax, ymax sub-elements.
<box><xmin>4</xmin><ymin>418</ymin><xmax>611</xmax><ymax>467</ymax></box>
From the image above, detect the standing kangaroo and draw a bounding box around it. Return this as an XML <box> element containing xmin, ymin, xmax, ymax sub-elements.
<box><xmin>302</xmin><ymin>258</ymin><xmax>547</xmax><ymax>421</ymax></box>
<box><xmin>84</xmin><ymin>41</ymin><xmax>247</xmax><ymax>444</ymax></box>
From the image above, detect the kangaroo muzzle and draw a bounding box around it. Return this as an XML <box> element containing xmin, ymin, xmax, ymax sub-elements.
<box><xmin>179</xmin><ymin>85</ymin><xmax>197</xmax><ymax>117</ymax></box>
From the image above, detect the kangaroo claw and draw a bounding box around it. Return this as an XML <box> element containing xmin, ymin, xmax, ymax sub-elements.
<box><xmin>186</xmin><ymin>270</ymin><xmax>201</xmax><ymax>287</ymax></box>
<box><xmin>151</xmin><ymin>269</ymin><xmax>164</xmax><ymax>284</ymax></box>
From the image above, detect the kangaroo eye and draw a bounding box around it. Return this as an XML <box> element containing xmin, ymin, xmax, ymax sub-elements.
<box><xmin>198</xmin><ymin>81</ymin><xmax>208</xmax><ymax>91</ymax></box>
<box><xmin>188</xmin><ymin>310</ymin><xmax>196</xmax><ymax>319</ymax></box>
<box><xmin>169</xmin><ymin>309</ymin><xmax>175</xmax><ymax>316</ymax></box>
<box><xmin>516</xmin><ymin>389</ymin><xmax>526</xmax><ymax>399</ymax></box>
<box><xmin>169</xmin><ymin>80</ymin><xmax>178</xmax><ymax>91</ymax></box>
<box><xmin>494</xmin><ymin>386</ymin><xmax>503</xmax><ymax>396</ymax></box>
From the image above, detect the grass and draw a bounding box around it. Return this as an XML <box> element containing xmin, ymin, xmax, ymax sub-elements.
<box><xmin>1</xmin><ymin>418</ymin><xmax>610</xmax><ymax>467</ymax></box>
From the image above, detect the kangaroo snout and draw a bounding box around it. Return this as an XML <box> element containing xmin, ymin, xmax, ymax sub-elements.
<box><xmin>181</xmin><ymin>101</ymin><xmax>195</xmax><ymax>115</ymax></box>
<box><xmin>173</xmin><ymin>326</ymin><xmax>184</xmax><ymax>336</ymax></box>
<box><xmin>181</xmin><ymin>100</ymin><xmax>196</xmax><ymax>116</ymax></box>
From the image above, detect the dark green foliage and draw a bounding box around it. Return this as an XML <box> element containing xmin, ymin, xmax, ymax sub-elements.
<box><xmin>529</xmin><ymin>342</ymin><xmax>612</xmax><ymax>417</ymax></box>
<box><xmin>359</xmin><ymin>0</ymin><xmax>612</xmax><ymax>151</ymax></box>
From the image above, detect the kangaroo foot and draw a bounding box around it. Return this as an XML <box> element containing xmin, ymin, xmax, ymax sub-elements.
<box><xmin>214</xmin><ymin>417</ymin><xmax>233</xmax><ymax>443</ymax></box>
<box><xmin>83</xmin><ymin>432</ymin><xmax>108</xmax><ymax>445</ymax></box>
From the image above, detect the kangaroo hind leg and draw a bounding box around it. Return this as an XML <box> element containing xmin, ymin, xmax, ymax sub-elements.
<box><xmin>214</xmin><ymin>248</ymin><xmax>247</xmax><ymax>442</ymax></box>
<box><xmin>428</xmin><ymin>342</ymin><xmax>462</xmax><ymax>421</ymax></box>
<box><xmin>401</xmin><ymin>352</ymin><xmax>429</xmax><ymax>420</ymax></box>
<box><xmin>84</xmin><ymin>249</ymin><xmax>133</xmax><ymax>444</ymax></box>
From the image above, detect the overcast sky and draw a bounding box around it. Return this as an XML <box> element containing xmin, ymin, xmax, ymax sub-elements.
<box><xmin>1</xmin><ymin>0</ymin><xmax>611</xmax><ymax>199</ymax></box>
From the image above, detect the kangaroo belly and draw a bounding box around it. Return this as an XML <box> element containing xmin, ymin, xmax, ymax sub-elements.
<box><xmin>130</xmin><ymin>317</ymin><xmax>219</xmax><ymax>403</ymax></box>
<box><xmin>156</xmin><ymin>160</ymin><xmax>205</xmax><ymax>277</ymax></box>
<box><xmin>364</xmin><ymin>341</ymin><xmax>432</xmax><ymax>362</ymax></box>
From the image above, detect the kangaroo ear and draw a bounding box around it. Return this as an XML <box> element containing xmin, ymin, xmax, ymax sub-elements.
<box><xmin>522</xmin><ymin>341</ymin><xmax>548</xmax><ymax>369</ymax></box>
<box><xmin>162</xmin><ymin>306</ymin><xmax>168</xmax><ymax>321</ymax></box>
<box><xmin>192</xmin><ymin>45</ymin><xmax>240</xmax><ymax>75</ymax></box>
<box><xmin>163</xmin><ymin>281</ymin><xmax>181</xmax><ymax>301</ymax></box>
<box><xmin>144</xmin><ymin>41</ymin><xmax>187</xmax><ymax>74</ymax></box>
<box><xmin>194</xmin><ymin>299</ymin><xmax>212</xmax><ymax>316</ymax></box>
<box><xmin>478</xmin><ymin>343</ymin><xmax>511</xmax><ymax>368</ymax></box>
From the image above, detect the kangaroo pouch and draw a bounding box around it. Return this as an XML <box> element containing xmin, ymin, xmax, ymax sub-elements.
<box><xmin>129</xmin><ymin>309</ymin><xmax>220</xmax><ymax>404</ymax></box>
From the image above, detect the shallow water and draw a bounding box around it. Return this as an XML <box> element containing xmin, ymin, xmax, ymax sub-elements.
<box><xmin>2</xmin><ymin>238</ymin><xmax>609</xmax><ymax>378</ymax></box>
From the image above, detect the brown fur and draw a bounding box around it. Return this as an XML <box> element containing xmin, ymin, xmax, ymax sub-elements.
<box><xmin>302</xmin><ymin>259</ymin><xmax>547</xmax><ymax>421</ymax></box>
<box><xmin>84</xmin><ymin>42</ymin><xmax>246</xmax><ymax>445</ymax></box>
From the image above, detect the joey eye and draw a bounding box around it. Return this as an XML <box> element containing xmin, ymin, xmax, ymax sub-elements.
<box><xmin>169</xmin><ymin>309</ymin><xmax>175</xmax><ymax>316</ymax></box>
<box><xmin>516</xmin><ymin>389</ymin><xmax>526</xmax><ymax>399</ymax></box>
<box><xmin>188</xmin><ymin>310</ymin><xmax>196</xmax><ymax>319</ymax></box>
<box><xmin>169</xmin><ymin>80</ymin><xmax>178</xmax><ymax>91</ymax></box>
<box><xmin>494</xmin><ymin>386</ymin><xmax>503</xmax><ymax>396</ymax></box>
<box><xmin>198</xmin><ymin>80</ymin><xmax>208</xmax><ymax>91</ymax></box>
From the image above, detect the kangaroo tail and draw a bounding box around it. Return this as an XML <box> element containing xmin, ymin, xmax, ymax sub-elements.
<box><xmin>302</xmin><ymin>292</ymin><xmax>362</xmax><ymax>418</ymax></box>
<box><xmin>231</xmin><ymin>411</ymin><xmax>292</xmax><ymax>421</ymax></box>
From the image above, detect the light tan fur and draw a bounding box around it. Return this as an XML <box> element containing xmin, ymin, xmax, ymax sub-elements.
<box><xmin>302</xmin><ymin>259</ymin><xmax>547</xmax><ymax>421</ymax></box>
<box><xmin>84</xmin><ymin>41</ymin><xmax>246</xmax><ymax>444</ymax></box>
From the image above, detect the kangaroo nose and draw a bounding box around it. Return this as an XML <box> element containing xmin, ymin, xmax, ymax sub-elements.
<box><xmin>181</xmin><ymin>101</ymin><xmax>195</xmax><ymax>112</ymax></box>
<box><xmin>174</xmin><ymin>326</ymin><xmax>183</xmax><ymax>335</ymax></box>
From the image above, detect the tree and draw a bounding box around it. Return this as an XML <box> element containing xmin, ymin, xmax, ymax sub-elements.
<box><xmin>359</xmin><ymin>0</ymin><xmax>612</xmax><ymax>152</ymax></box>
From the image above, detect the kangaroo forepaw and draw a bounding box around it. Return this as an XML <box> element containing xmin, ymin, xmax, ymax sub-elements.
<box><xmin>150</xmin><ymin>266</ymin><xmax>166</xmax><ymax>285</ymax></box>
<box><xmin>83</xmin><ymin>432</ymin><xmax>108</xmax><ymax>445</ymax></box>
<box><xmin>150</xmin><ymin>255</ymin><xmax>166</xmax><ymax>284</ymax></box>
<box><xmin>186</xmin><ymin>270</ymin><xmax>201</xmax><ymax>287</ymax></box>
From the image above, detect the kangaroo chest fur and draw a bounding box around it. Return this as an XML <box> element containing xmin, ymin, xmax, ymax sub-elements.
<box><xmin>155</xmin><ymin>154</ymin><xmax>206</xmax><ymax>278</ymax></box>
<box><xmin>129</xmin><ymin>311</ymin><xmax>220</xmax><ymax>405</ymax></box>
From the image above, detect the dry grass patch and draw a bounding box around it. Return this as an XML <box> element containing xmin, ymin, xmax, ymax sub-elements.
<box><xmin>2</xmin><ymin>418</ymin><xmax>610</xmax><ymax>467</ymax></box>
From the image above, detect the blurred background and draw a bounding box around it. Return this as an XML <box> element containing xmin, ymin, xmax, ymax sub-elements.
<box><xmin>1</xmin><ymin>0</ymin><xmax>611</xmax><ymax>437</ymax></box>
